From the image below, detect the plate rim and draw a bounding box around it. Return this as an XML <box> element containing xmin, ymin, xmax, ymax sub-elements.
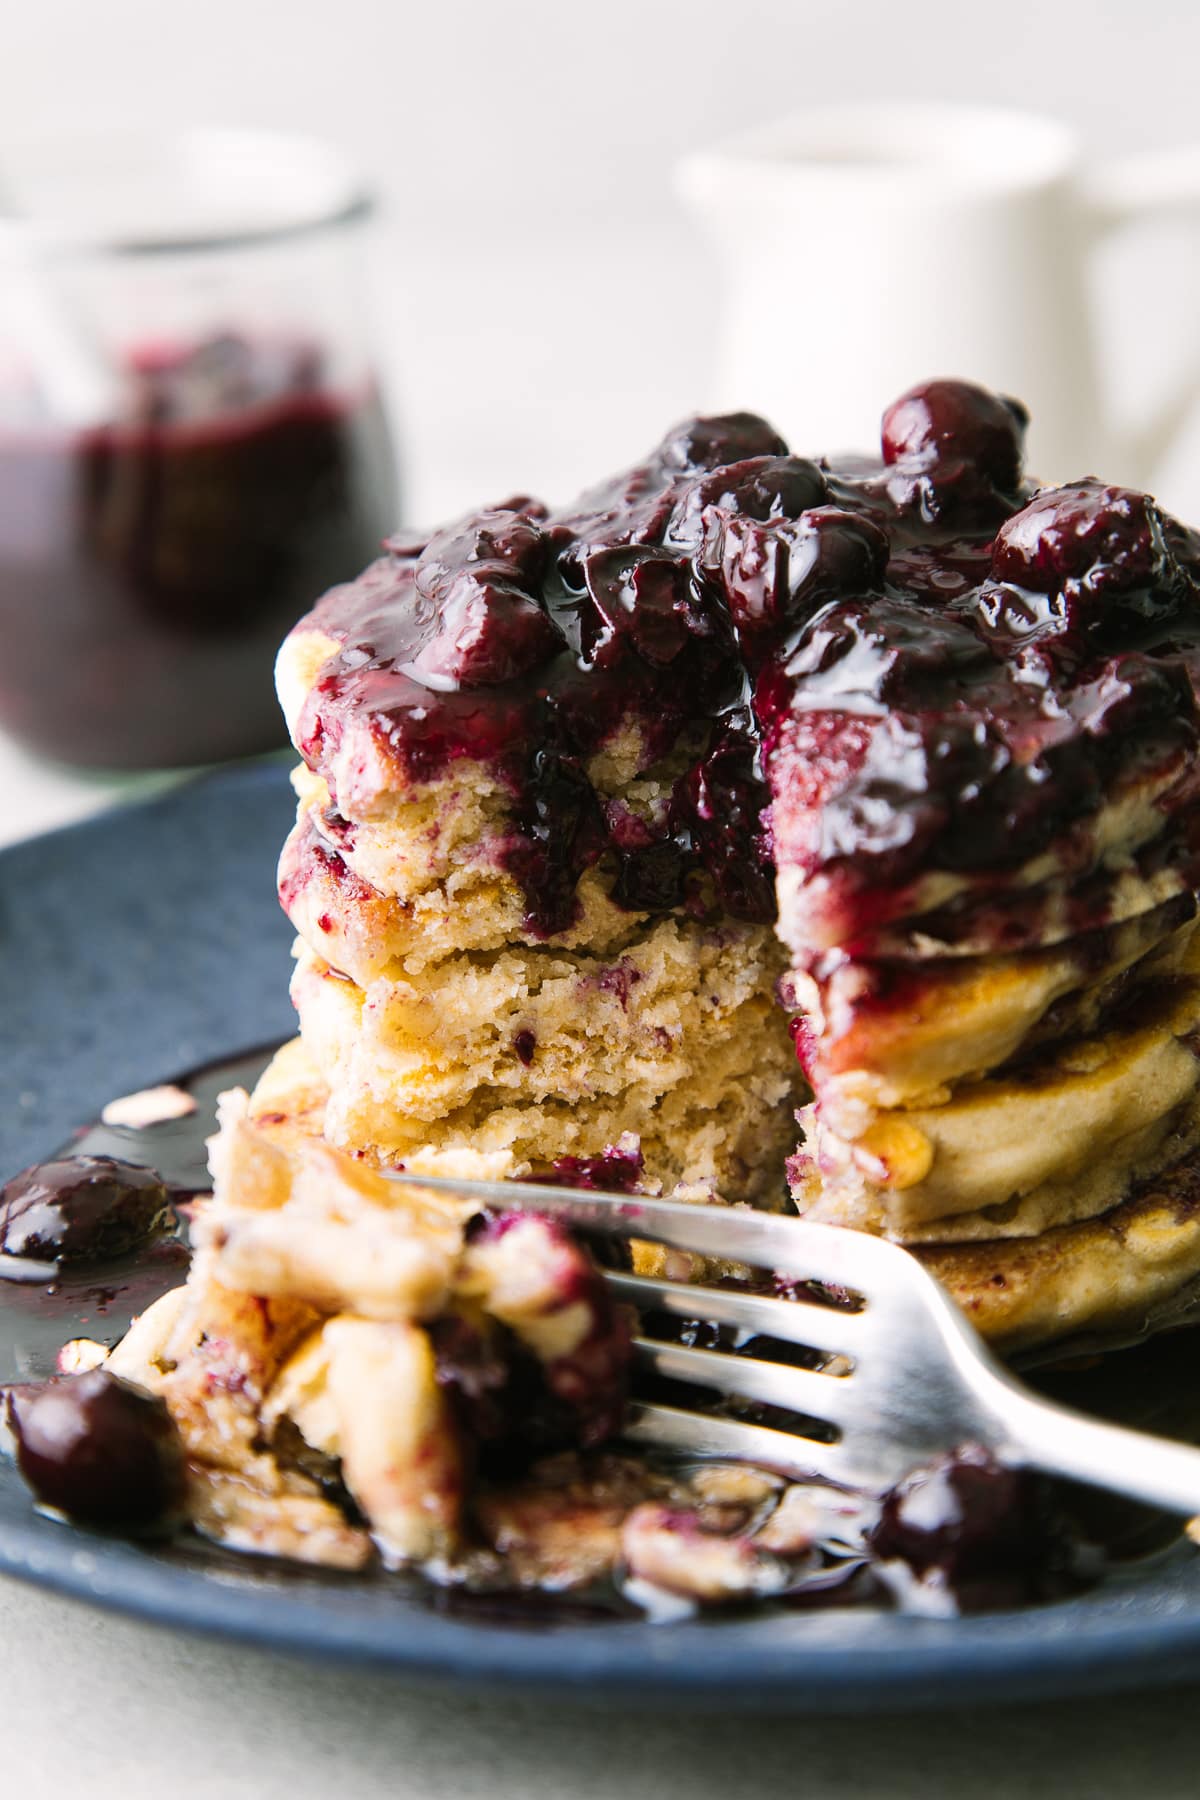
<box><xmin>4</xmin><ymin>1472</ymin><xmax>1200</xmax><ymax>1710</ymax></box>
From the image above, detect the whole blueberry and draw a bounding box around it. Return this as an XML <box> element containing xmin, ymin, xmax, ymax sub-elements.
<box><xmin>416</xmin><ymin>507</ymin><xmax>551</xmax><ymax>590</ymax></box>
<box><xmin>658</xmin><ymin>412</ymin><xmax>789</xmax><ymax>474</ymax></box>
<box><xmin>408</xmin><ymin>570</ymin><xmax>565</xmax><ymax>688</ymax></box>
<box><xmin>720</xmin><ymin>506</ymin><xmax>889</xmax><ymax>646</ymax></box>
<box><xmin>7</xmin><ymin>1369</ymin><xmax>186</xmax><ymax>1530</ymax></box>
<box><xmin>664</xmin><ymin>455</ymin><xmax>828</xmax><ymax>553</ymax></box>
<box><xmin>882</xmin><ymin>379</ymin><xmax>1027</xmax><ymax>496</ymax></box>
<box><xmin>581</xmin><ymin>546</ymin><xmax>712</xmax><ymax>667</ymax></box>
<box><xmin>868</xmin><ymin>1443</ymin><xmax>1038</xmax><ymax>1581</ymax></box>
<box><xmin>991</xmin><ymin>479</ymin><xmax>1157</xmax><ymax>594</ymax></box>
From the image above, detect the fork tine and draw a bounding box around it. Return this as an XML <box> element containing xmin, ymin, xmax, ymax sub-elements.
<box><xmin>635</xmin><ymin>1338</ymin><xmax>855</xmax><ymax>1430</ymax></box>
<box><xmin>622</xmin><ymin>1402</ymin><xmax>847</xmax><ymax>1482</ymax></box>
<box><xmin>608</xmin><ymin>1272</ymin><xmax>868</xmax><ymax>1359</ymax></box>
<box><xmin>382</xmin><ymin>1171</ymin><xmax>902</xmax><ymax>1298</ymax></box>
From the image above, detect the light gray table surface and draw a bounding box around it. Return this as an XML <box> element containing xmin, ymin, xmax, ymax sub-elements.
<box><xmin>1</xmin><ymin>1570</ymin><xmax>1196</xmax><ymax>1800</ymax></box>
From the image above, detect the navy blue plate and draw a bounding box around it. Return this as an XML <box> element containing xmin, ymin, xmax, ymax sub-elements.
<box><xmin>5</xmin><ymin>759</ymin><xmax>1200</xmax><ymax>1710</ymax></box>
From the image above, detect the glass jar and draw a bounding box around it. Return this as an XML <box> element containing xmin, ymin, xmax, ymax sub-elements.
<box><xmin>0</xmin><ymin>128</ymin><xmax>399</xmax><ymax>770</ymax></box>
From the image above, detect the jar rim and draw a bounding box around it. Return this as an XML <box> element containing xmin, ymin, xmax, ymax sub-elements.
<box><xmin>0</xmin><ymin>126</ymin><xmax>375</xmax><ymax>258</ymax></box>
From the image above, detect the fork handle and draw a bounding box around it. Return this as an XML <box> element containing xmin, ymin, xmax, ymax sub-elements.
<box><xmin>992</xmin><ymin>1380</ymin><xmax>1200</xmax><ymax>1517</ymax></box>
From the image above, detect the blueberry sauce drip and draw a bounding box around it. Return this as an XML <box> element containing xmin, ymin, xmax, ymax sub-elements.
<box><xmin>429</xmin><ymin>1311</ymin><xmax>527</xmax><ymax>1461</ymax></box>
<box><xmin>430</xmin><ymin>1310</ymin><xmax>626</xmax><ymax>1475</ymax></box>
<box><xmin>432</xmin><ymin>1210</ymin><xmax>634</xmax><ymax>1468</ymax></box>
<box><xmin>869</xmin><ymin>1443</ymin><xmax>1071</xmax><ymax>1605</ymax></box>
<box><xmin>476</xmin><ymin>1211</ymin><xmax>634</xmax><ymax>1447</ymax></box>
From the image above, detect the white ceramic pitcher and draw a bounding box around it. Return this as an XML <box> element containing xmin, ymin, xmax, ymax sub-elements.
<box><xmin>676</xmin><ymin>103</ymin><xmax>1200</xmax><ymax>487</ymax></box>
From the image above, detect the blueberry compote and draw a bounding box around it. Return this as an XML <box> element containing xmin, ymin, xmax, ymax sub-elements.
<box><xmin>432</xmin><ymin>1215</ymin><xmax>633</xmax><ymax>1473</ymax></box>
<box><xmin>0</xmin><ymin>1052</ymin><xmax>276</xmax><ymax>1530</ymax></box>
<box><xmin>0</xmin><ymin>333</ymin><xmax>396</xmax><ymax>768</ymax></box>
<box><xmin>294</xmin><ymin>377</ymin><xmax>1200</xmax><ymax>946</ymax></box>
<box><xmin>0</xmin><ymin>1047</ymin><xmax>271</xmax><ymax>1388</ymax></box>
<box><xmin>868</xmin><ymin>1444</ymin><xmax>1072</xmax><ymax>1609</ymax></box>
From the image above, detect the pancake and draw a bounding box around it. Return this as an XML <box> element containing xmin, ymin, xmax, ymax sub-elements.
<box><xmin>278</xmin><ymin>785</ymin><xmax>647</xmax><ymax>983</ymax></box>
<box><xmin>919</xmin><ymin>1153</ymin><xmax>1200</xmax><ymax>1354</ymax></box>
<box><xmin>792</xmin><ymin>968</ymin><xmax>1200</xmax><ymax>1237</ymax></box>
<box><xmin>784</xmin><ymin>897</ymin><xmax>1198</xmax><ymax>1123</ymax></box>
<box><xmin>287</xmin><ymin>904</ymin><xmax>797</xmax><ymax>1204</ymax></box>
<box><xmin>289</xmin><ymin>912</ymin><xmax>785</xmax><ymax>1122</ymax></box>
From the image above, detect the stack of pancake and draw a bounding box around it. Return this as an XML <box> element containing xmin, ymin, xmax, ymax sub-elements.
<box><xmin>250</xmin><ymin>380</ymin><xmax>1200</xmax><ymax>1357</ymax></box>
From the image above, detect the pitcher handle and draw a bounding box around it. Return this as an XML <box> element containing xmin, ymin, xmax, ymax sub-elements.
<box><xmin>1079</xmin><ymin>148</ymin><xmax>1200</xmax><ymax>483</ymax></box>
<box><xmin>1081</xmin><ymin>146</ymin><xmax>1200</xmax><ymax>227</ymax></box>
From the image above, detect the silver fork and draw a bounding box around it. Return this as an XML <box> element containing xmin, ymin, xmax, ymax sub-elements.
<box><xmin>391</xmin><ymin>1173</ymin><xmax>1200</xmax><ymax>1511</ymax></box>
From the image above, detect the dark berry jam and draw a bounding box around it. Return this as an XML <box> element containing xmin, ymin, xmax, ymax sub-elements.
<box><xmin>868</xmin><ymin>1443</ymin><xmax>1067</xmax><ymax>1603</ymax></box>
<box><xmin>0</xmin><ymin>333</ymin><xmax>396</xmax><ymax>769</ymax></box>
<box><xmin>537</xmin><ymin>1143</ymin><xmax>646</xmax><ymax>1195</ymax></box>
<box><xmin>293</xmin><ymin>377</ymin><xmax>1200</xmax><ymax>945</ymax></box>
<box><xmin>458</xmin><ymin>1211</ymin><xmax>635</xmax><ymax>1452</ymax></box>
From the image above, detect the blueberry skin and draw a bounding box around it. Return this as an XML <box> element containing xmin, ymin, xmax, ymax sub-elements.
<box><xmin>6</xmin><ymin>1369</ymin><xmax>187</xmax><ymax>1530</ymax></box>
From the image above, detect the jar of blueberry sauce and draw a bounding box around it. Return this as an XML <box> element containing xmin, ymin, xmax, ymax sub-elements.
<box><xmin>0</xmin><ymin>129</ymin><xmax>399</xmax><ymax>769</ymax></box>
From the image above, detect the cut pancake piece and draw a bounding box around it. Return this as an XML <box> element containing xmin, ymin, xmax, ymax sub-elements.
<box><xmin>290</xmin><ymin>915</ymin><xmax>785</xmax><ymax>1126</ymax></box>
<box><xmin>97</xmin><ymin>1090</ymin><xmax>639</xmax><ymax>1574</ymax></box>
<box><xmin>251</xmin><ymin>1027</ymin><xmax>797</xmax><ymax>1206</ymax></box>
<box><xmin>279</xmin><ymin>725</ymin><xmax>714</xmax><ymax>977</ymax></box>
<box><xmin>245</xmin><ymin>1032</ymin><xmax>331</xmax><ymax>1149</ymax></box>
<box><xmin>279</xmin><ymin>802</ymin><xmax>646</xmax><ymax>985</ymax></box>
<box><xmin>793</xmin><ymin>971</ymin><xmax>1200</xmax><ymax>1241</ymax></box>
